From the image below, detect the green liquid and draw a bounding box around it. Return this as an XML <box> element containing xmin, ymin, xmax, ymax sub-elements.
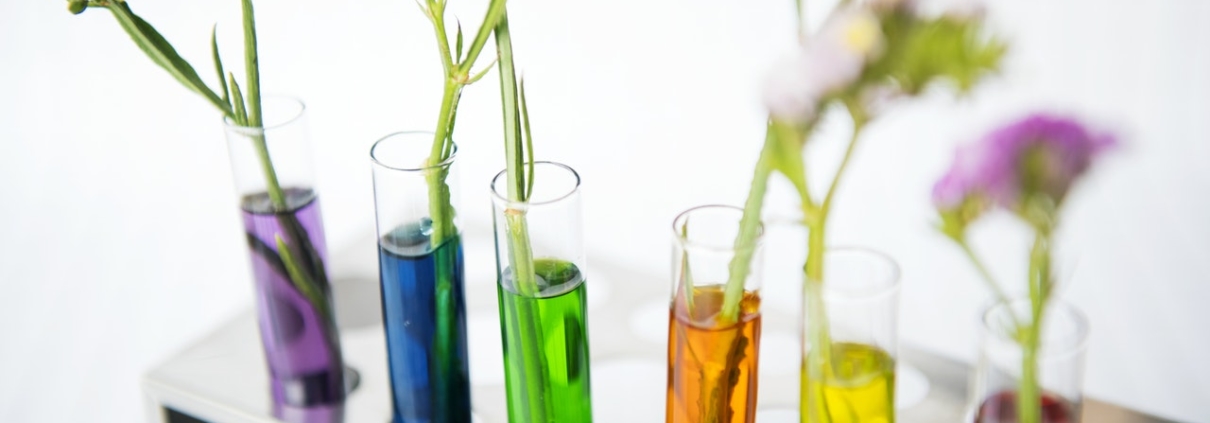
<box><xmin>497</xmin><ymin>259</ymin><xmax>593</xmax><ymax>422</ymax></box>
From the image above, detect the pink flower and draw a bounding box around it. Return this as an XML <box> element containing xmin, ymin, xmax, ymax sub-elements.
<box><xmin>763</xmin><ymin>6</ymin><xmax>884</xmax><ymax>122</ymax></box>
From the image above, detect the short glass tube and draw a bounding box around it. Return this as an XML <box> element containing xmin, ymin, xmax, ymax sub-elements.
<box><xmin>222</xmin><ymin>96</ymin><xmax>346</xmax><ymax>412</ymax></box>
<box><xmin>801</xmin><ymin>248</ymin><xmax>900</xmax><ymax>423</ymax></box>
<box><xmin>967</xmin><ymin>299</ymin><xmax>1089</xmax><ymax>423</ymax></box>
<box><xmin>666</xmin><ymin>205</ymin><xmax>764</xmax><ymax>423</ymax></box>
<box><xmin>371</xmin><ymin>132</ymin><xmax>470</xmax><ymax>423</ymax></box>
<box><xmin>491</xmin><ymin>162</ymin><xmax>593</xmax><ymax>422</ymax></box>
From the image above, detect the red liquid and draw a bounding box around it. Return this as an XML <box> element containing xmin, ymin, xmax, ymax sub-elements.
<box><xmin>975</xmin><ymin>391</ymin><xmax>1078</xmax><ymax>423</ymax></box>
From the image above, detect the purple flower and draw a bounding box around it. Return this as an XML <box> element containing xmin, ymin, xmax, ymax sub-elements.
<box><xmin>933</xmin><ymin>141</ymin><xmax>988</xmax><ymax>210</ymax></box>
<box><xmin>933</xmin><ymin>114</ymin><xmax>1115</xmax><ymax>214</ymax></box>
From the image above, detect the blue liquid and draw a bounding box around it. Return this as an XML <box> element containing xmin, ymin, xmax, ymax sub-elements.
<box><xmin>378</xmin><ymin>227</ymin><xmax>471</xmax><ymax>423</ymax></box>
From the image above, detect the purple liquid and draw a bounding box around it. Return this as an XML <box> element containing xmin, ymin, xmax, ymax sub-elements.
<box><xmin>241</xmin><ymin>188</ymin><xmax>345</xmax><ymax>409</ymax></box>
<box><xmin>975</xmin><ymin>390</ymin><xmax>1079</xmax><ymax>423</ymax></box>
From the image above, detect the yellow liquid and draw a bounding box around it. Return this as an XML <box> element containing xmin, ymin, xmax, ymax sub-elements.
<box><xmin>801</xmin><ymin>342</ymin><xmax>895</xmax><ymax>423</ymax></box>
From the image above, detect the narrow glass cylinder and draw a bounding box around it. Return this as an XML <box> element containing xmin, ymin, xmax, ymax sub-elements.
<box><xmin>222</xmin><ymin>96</ymin><xmax>346</xmax><ymax>412</ymax></box>
<box><xmin>491</xmin><ymin>162</ymin><xmax>593</xmax><ymax>422</ymax></box>
<box><xmin>801</xmin><ymin>248</ymin><xmax>900</xmax><ymax>423</ymax></box>
<box><xmin>967</xmin><ymin>300</ymin><xmax>1089</xmax><ymax>423</ymax></box>
<box><xmin>371</xmin><ymin>132</ymin><xmax>471</xmax><ymax>423</ymax></box>
<box><xmin>666</xmin><ymin>205</ymin><xmax>764</xmax><ymax>423</ymax></box>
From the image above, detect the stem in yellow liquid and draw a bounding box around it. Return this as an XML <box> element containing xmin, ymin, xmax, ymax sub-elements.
<box><xmin>801</xmin><ymin>342</ymin><xmax>896</xmax><ymax>423</ymax></box>
<box><xmin>666</xmin><ymin>285</ymin><xmax>761</xmax><ymax>423</ymax></box>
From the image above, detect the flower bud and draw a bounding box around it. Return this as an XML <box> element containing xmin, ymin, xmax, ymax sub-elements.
<box><xmin>67</xmin><ymin>0</ymin><xmax>88</xmax><ymax>15</ymax></box>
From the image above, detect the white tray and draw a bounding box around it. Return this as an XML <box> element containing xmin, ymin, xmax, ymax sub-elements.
<box><xmin>142</xmin><ymin>231</ymin><xmax>1172</xmax><ymax>423</ymax></box>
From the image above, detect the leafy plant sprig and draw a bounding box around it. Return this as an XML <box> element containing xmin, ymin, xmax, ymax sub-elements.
<box><xmin>411</xmin><ymin>2</ymin><xmax>510</xmax><ymax>412</ymax></box>
<box><xmin>722</xmin><ymin>3</ymin><xmax>1005</xmax><ymax>420</ymax></box>
<box><xmin>494</xmin><ymin>10</ymin><xmax>539</xmax><ymax>295</ymax></box>
<box><xmin>724</xmin><ymin>2</ymin><xmax>1006</xmax><ymax>324</ymax></box>
<box><xmin>414</xmin><ymin>0</ymin><xmax>508</xmax><ymax>247</ymax></box>
<box><xmin>67</xmin><ymin>0</ymin><xmax>336</xmax><ymax>339</ymax></box>
<box><xmin>934</xmin><ymin>114</ymin><xmax>1114</xmax><ymax>423</ymax></box>
<box><xmin>491</xmin><ymin>10</ymin><xmax>553</xmax><ymax>422</ymax></box>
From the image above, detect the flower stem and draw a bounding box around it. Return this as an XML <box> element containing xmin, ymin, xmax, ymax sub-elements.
<box><xmin>1018</xmin><ymin>231</ymin><xmax>1051</xmax><ymax>423</ymax></box>
<box><xmin>802</xmin><ymin>105</ymin><xmax>866</xmax><ymax>423</ymax></box>
<box><xmin>820</xmin><ymin>104</ymin><xmax>866</xmax><ymax>214</ymax></box>
<box><xmin>959</xmin><ymin>239</ymin><xmax>1023</xmax><ymax>327</ymax></box>
<box><xmin>802</xmin><ymin>220</ymin><xmax>834</xmax><ymax>423</ymax></box>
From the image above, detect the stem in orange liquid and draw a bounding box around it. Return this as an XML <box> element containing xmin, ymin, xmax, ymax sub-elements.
<box><xmin>666</xmin><ymin>286</ymin><xmax>761</xmax><ymax>423</ymax></box>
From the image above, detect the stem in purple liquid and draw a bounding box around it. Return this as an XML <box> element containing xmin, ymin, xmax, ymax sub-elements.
<box><xmin>242</xmin><ymin>188</ymin><xmax>345</xmax><ymax>406</ymax></box>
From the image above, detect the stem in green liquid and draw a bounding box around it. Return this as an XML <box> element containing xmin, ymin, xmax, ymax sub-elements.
<box><xmin>498</xmin><ymin>259</ymin><xmax>593</xmax><ymax>422</ymax></box>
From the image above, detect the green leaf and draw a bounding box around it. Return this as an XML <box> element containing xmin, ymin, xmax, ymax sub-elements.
<box><xmin>454</xmin><ymin>19</ymin><xmax>464</xmax><ymax>63</ymax></box>
<box><xmin>519</xmin><ymin>78</ymin><xmax>535</xmax><ymax>201</ymax></box>
<box><xmin>494</xmin><ymin>12</ymin><xmax>524</xmax><ymax>202</ymax></box>
<box><xmin>721</xmin><ymin>125</ymin><xmax>777</xmax><ymax>323</ymax></box>
<box><xmin>241</xmin><ymin>0</ymin><xmax>262</xmax><ymax>127</ymax></box>
<box><xmin>458</xmin><ymin>0</ymin><xmax>508</xmax><ymax>74</ymax></box>
<box><xmin>871</xmin><ymin>13</ymin><xmax>1006</xmax><ymax>95</ymax></box>
<box><xmin>680</xmin><ymin>219</ymin><xmax>695</xmax><ymax>312</ymax></box>
<box><xmin>466</xmin><ymin>57</ymin><xmax>498</xmax><ymax>84</ymax></box>
<box><xmin>105</xmin><ymin>3</ymin><xmax>232</xmax><ymax>117</ymax></box>
<box><xmin>211</xmin><ymin>25</ymin><xmax>230</xmax><ymax>107</ymax></box>
<box><xmin>767</xmin><ymin>119</ymin><xmax>812</xmax><ymax>199</ymax></box>
<box><xmin>229</xmin><ymin>73</ymin><xmax>248</xmax><ymax>126</ymax></box>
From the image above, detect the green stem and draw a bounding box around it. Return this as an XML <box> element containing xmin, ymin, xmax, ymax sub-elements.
<box><xmin>250</xmin><ymin>134</ymin><xmax>287</xmax><ymax>210</ymax></box>
<box><xmin>425</xmin><ymin>79</ymin><xmax>461</xmax><ymax>247</ymax></box>
<box><xmin>250</xmin><ymin>233</ymin><xmax>339</xmax><ymax>358</ymax></box>
<box><xmin>428</xmin><ymin>0</ymin><xmax>454</xmax><ymax>75</ymax></box>
<box><xmin>493</xmin><ymin>10</ymin><xmax>538</xmax><ymax>298</ymax></box>
<box><xmin>717</xmin><ymin>330</ymin><xmax>749</xmax><ymax>423</ymax></box>
<box><xmin>239</xmin><ymin>2</ymin><xmax>328</xmax><ymax>352</ymax></box>
<box><xmin>431</xmin><ymin>236</ymin><xmax>460</xmax><ymax>420</ymax></box>
<box><xmin>959</xmin><ymin>239</ymin><xmax>1023</xmax><ymax>328</ymax></box>
<box><xmin>820</xmin><ymin>106</ymin><xmax>865</xmax><ymax>214</ymax></box>
<box><xmin>1019</xmin><ymin>231</ymin><xmax>1051</xmax><ymax>423</ymax></box>
<box><xmin>802</xmin><ymin>106</ymin><xmax>866</xmax><ymax>423</ymax></box>
<box><xmin>457</xmin><ymin>0</ymin><xmax>508</xmax><ymax>75</ymax></box>
<box><xmin>679</xmin><ymin>223</ymin><xmax>695</xmax><ymax>312</ymax></box>
<box><xmin>421</xmin><ymin>0</ymin><xmax>514</xmax><ymax>250</ymax></box>
<box><xmin>503</xmin><ymin>214</ymin><xmax>551</xmax><ymax>422</ymax></box>
<box><xmin>237</xmin><ymin>0</ymin><xmax>286</xmax><ymax>211</ymax></box>
<box><xmin>501</xmin><ymin>275</ymin><xmax>554</xmax><ymax>422</ymax></box>
<box><xmin>493</xmin><ymin>11</ymin><xmax>552</xmax><ymax>422</ymax></box>
<box><xmin>1020</xmin><ymin>321</ymin><xmax>1041</xmax><ymax>423</ymax></box>
<box><xmin>802</xmin><ymin>219</ymin><xmax>834</xmax><ymax>423</ymax></box>
<box><xmin>495</xmin><ymin>12</ymin><xmax>524</xmax><ymax>199</ymax></box>
<box><xmin>241</xmin><ymin>0</ymin><xmax>261</xmax><ymax>128</ymax></box>
<box><xmin>721</xmin><ymin>125</ymin><xmax>776</xmax><ymax>322</ymax></box>
<box><xmin>794</xmin><ymin>0</ymin><xmax>804</xmax><ymax>36</ymax></box>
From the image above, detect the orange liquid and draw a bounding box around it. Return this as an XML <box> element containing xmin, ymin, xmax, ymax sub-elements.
<box><xmin>666</xmin><ymin>286</ymin><xmax>761</xmax><ymax>423</ymax></box>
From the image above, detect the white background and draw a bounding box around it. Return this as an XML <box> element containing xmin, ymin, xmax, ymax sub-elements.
<box><xmin>2</xmin><ymin>0</ymin><xmax>1209</xmax><ymax>421</ymax></box>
